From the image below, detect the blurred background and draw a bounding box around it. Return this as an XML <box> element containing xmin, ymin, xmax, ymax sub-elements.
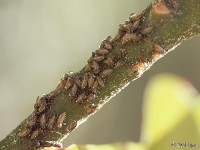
<box><xmin>0</xmin><ymin>0</ymin><xmax>200</xmax><ymax>147</ymax></box>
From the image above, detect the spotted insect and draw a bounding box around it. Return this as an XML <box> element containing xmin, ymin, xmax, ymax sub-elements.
<box><xmin>37</xmin><ymin>100</ymin><xmax>46</xmax><ymax>114</ymax></box>
<box><xmin>131</xmin><ymin>62</ymin><xmax>145</xmax><ymax>74</ymax></box>
<box><xmin>101</xmin><ymin>36</ymin><xmax>113</xmax><ymax>50</ymax></box>
<box><xmin>104</xmin><ymin>43</ymin><xmax>112</xmax><ymax>51</ymax></box>
<box><xmin>88</xmin><ymin>74</ymin><xmax>95</xmax><ymax>88</ymax></box>
<box><xmin>140</xmin><ymin>27</ymin><xmax>153</xmax><ymax>35</ymax></box>
<box><xmin>129</xmin><ymin>13</ymin><xmax>143</xmax><ymax>22</ymax></box>
<box><xmin>76</xmin><ymin>93</ymin><xmax>86</xmax><ymax>103</ymax></box>
<box><xmin>84</xmin><ymin>104</ymin><xmax>97</xmax><ymax>114</ymax></box>
<box><xmin>19</xmin><ymin>129</ymin><xmax>31</xmax><ymax>138</ymax></box>
<box><xmin>30</xmin><ymin>129</ymin><xmax>40</xmax><ymax>139</ymax></box>
<box><xmin>27</xmin><ymin>115</ymin><xmax>37</xmax><ymax>128</ymax></box>
<box><xmin>103</xmin><ymin>57</ymin><xmax>113</xmax><ymax>66</ymax></box>
<box><xmin>92</xmin><ymin>60</ymin><xmax>100</xmax><ymax>74</ymax></box>
<box><xmin>92</xmin><ymin>80</ymin><xmax>99</xmax><ymax>92</ymax></box>
<box><xmin>154</xmin><ymin>43</ymin><xmax>165</xmax><ymax>54</ymax></box>
<box><xmin>96</xmin><ymin>48</ymin><xmax>109</xmax><ymax>55</ymax></box>
<box><xmin>119</xmin><ymin>23</ymin><xmax>129</xmax><ymax>32</ymax></box>
<box><xmin>47</xmin><ymin>115</ymin><xmax>56</xmax><ymax>130</ymax></box>
<box><xmin>122</xmin><ymin>33</ymin><xmax>137</xmax><ymax>45</ymax></box>
<box><xmin>74</xmin><ymin>77</ymin><xmax>82</xmax><ymax>87</ymax></box>
<box><xmin>93</xmin><ymin>55</ymin><xmax>104</xmax><ymax>62</ymax></box>
<box><xmin>122</xmin><ymin>23</ymin><xmax>137</xmax><ymax>33</ymax></box>
<box><xmin>152</xmin><ymin>52</ymin><xmax>162</xmax><ymax>61</ymax></box>
<box><xmin>87</xmin><ymin>93</ymin><xmax>96</xmax><ymax>101</ymax></box>
<box><xmin>85</xmin><ymin>64</ymin><xmax>91</xmax><ymax>72</ymax></box>
<box><xmin>39</xmin><ymin>114</ymin><xmax>46</xmax><ymax>128</ymax></box>
<box><xmin>81</xmin><ymin>74</ymin><xmax>89</xmax><ymax>89</ymax></box>
<box><xmin>64</xmin><ymin>77</ymin><xmax>73</xmax><ymax>90</ymax></box>
<box><xmin>70</xmin><ymin>83</ymin><xmax>78</xmax><ymax>97</ymax></box>
<box><xmin>114</xmin><ymin>60</ymin><xmax>124</xmax><ymax>68</ymax></box>
<box><xmin>132</xmin><ymin>20</ymin><xmax>140</xmax><ymax>29</ymax></box>
<box><xmin>96</xmin><ymin>77</ymin><xmax>104</xmax><ymax>87</ymax></box>
<box><xmin>66</xmin><ymin>120</ymin><xmax>77</xmax><ymax>132</ymax></box>
<box><xmin>101</xmin><ymin>69</ymin><xmax>113</xmax><ymax>77</ymax></box>
<box><xmin>57</xmin><ymin>112</ymin><xmax>66</xmax><ymax>128</ymax></box>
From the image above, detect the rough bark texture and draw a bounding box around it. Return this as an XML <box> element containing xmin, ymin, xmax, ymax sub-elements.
<box><xmin>0</xmin><ymin>0</ymin><xmax>200</xmax><ymax>149</ymax></box>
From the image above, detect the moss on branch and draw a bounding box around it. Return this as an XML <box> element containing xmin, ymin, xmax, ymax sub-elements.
<box><xmin>0</xmin><ymin>0</ymin><xmax>200</xmax><ymax>149</ymax></box>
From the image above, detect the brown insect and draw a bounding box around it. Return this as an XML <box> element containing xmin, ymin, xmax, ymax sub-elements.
<box><xmin>122</xmin><ymin>33</ymin><xmax>137</xmax><ymax>45</ymax></box>
<box><xmin>133</xmin><ymin>20</ymin><xmax>140</xmax><ymax>29</ymax></box>
<box><xmin>85</xmin><ymin>64</ymin><xmax>91</xmax><ymax>72</ymax></box>
<box><xmin>96</xmin><ymin>48</ymin><xmax>109</xmax><ymax>55</ymax></box>
<box><xmin>19</xmin><ymin>129</ymin><xmax>31</xmax><ymax>138</ymax></box>
<box><xmin>74</xmin><ymin>77</ymin><xmax>81</xmax><ymax>87</ymax></box>
<box><xmin>76</xmin><ymin>93</ymin><xmax>86</xmax><ymax>103</ymax></box>
<box><xmin>64</xmin><ymin>77</ymin><xmax>73</xmax><ymax>90</ymax></box>
<box><xmin>129</xmin><ymin>13</ymin><xmax>143</xmax><ymax>22</ymax></box>
<box><xmin>57</xmin><ymin>112</ymin><xmax>66</xmax><ymax>128</ymax></box>
<box><xmin>92</xmin><ymin>60</ymin><xmax>100</xmax><ymax>74</ymax></box>
<box><xmin>70</xmin><ymin>83</ymin><xmax>78</xmax><ymax>97</ymax></box>
<box><xmin>39</xmin><ymin>114</ymin><xmax>46</xmax><ymax>128</ymax></box>
<box><xmin>152</xmin><ymin>52</ymin><xmax>162</xmax><ymax>61</ymax></box>
<box><xmin>103</xmin><ymin>43</ymin><xmax>112</xmax><ymax>50</ymax></box>
<box><xmin>140</xmin><ymin>27</ymin><xmax>153</xmax><ymax>35</ymax></box>
<box><xmin>30</xmin><ymin>130</ymin><xmax>40</xmax><ymax>139</ymax></box>
<box><xmin>27</xmin><ymin>115</ymin><xmax>37</xmax><ymax>128</ymax></box>
<box><xmin>34</xmin><ymin>96</ymin><xmax>41</xmax><ymax>109</ymax></box>
<box><xmin>131</xmin><ymin>62</ymin><xmax>145</xmax><ymax>72</ymax></box>
<box><xmin>93</xmin><ymin>55</ymin><xmax>104</xmax><ymax>62</ymax></box>
<box><xmin>101</xmin><ymin>69</ymin><xmax>113</xmax><ymax>77</ymax></box>
<box><xmin>47</xmin><ymin>115</ymin><xmax>56</xmax><ymax>130</ymax></box>
<box><xmin>101</xmin><ymin>36</ymin><xmax>113</xmax><ymax>50</ymax></box>
<box><xmin>55</xmin><ymin>79</ymin><xmax>66</xmax><ymax>91</ymax></box>
<box><xmin>103</xmin><ymin>57</ymin><xmax>113</xmax><ymax>66</ymax></box>
<box><xmin>37</xmin><ymin>100</ymin><xmax>46</xmax><ymax>114</ymax></box>
<box><xmin>87</xmin><ymin>93</ymin><xmax>96</xmax><ymax>101</ymax></box>
<box><xmin>66</xmin><ymin>120</ymin><xmax>77</xmax><ymax>132</ymax></box>
<box><xmin>154</xmin><ymin>43</ymin><xmax>165</xmax><ymax>54</ymax></box>
<box><xmin>96</xmin><ymin>77</ymin><xmax>104</xmax><ymax>87</ymax></box>
<box><xmin>114</xmin><ymin>60</ymin><xmax>124</xmax><ymax>68</ymax></box>
<box><xmin>119</xmin><ymin>23</ymin><xmax>129</xmax><ymax>32</ymax></box>
<box><xmin>92</xmin><ymin>80</ymin><xmax>99</xmax><ymax>92</ymax></box>
<box><xmin>81</xmin><ymin>74</ymin><xmax>88</xmax><ymax>89</ymax></box>
<box><xmin>88</xmin><ymin>74</ymin><xmax>95</xmax><ymax>88</ymax></box>
<box><xmin>84</xmin><ymin>104</ymin><xmax>97</xmax><ymax>114</ymax></box>
<box><xmin>153</xmin><ymin>1</ymin><xmax>170</xmax><ymax>15</ymax></box>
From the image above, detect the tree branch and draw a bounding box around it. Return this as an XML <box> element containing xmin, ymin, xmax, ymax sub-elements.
<box><xmin>0</xmin><ymin>0</ymin><xmax>200</xmax><ymax>149</ymax></box>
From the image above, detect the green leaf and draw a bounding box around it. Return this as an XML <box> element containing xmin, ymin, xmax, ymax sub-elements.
<box><xmin>192</xmin><ymin>96</ymin><xmax>200</xmax><ymax>134</ymax></box>
<box><xmin>68</xmin><ymin>143</ymin><xmax>145</xmax><ymax>150</ymax></box>
<box><xmin>140</xmin><ymin>73</ymin><xmax>198</xmax><ymax>146</ymax></box>
<box><xmin>149</xmin><ymin>113</ymin><xmax>200</xmax><ymax>150</ymax></box>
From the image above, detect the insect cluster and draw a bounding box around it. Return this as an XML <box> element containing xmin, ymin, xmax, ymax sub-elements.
<box><xmin>61</xmin><ymin>35</ymin><xmax>127</xmax><ymax>107</ymax></box>
<box><xmin>60</xmin><ymin>13</ymin><xmax>153</xmax><ymax>105</ymax></box>
<box><xmin>52</xmin><ymin>13</ymin><xmax>159</xmax><ymax>114</ymax></box>
<box><xmin>19</xmin><ymin>95</ymin><xmax>76</xmax><ymax>149</ymax></box>
<box><xmin>112</xmin><ymin>12</ymin><xmax>153</xmax><ymax>46</ymax></box>
<box><xmin>115</xmin><ymin>13</ymin><xmax>165</xmax><ymax>75</ymax></box>
<box><xmin>18</xmin><ymin>12</ymin><xmax>165</xmax><ymax>149</ymax></box>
